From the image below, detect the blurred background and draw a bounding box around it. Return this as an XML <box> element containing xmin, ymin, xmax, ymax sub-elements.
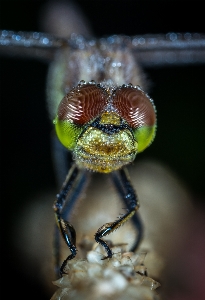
<box><xmin>1</xmin><ymin>0</ymin><xmax>205</xmax><ymax>299</ymax></box>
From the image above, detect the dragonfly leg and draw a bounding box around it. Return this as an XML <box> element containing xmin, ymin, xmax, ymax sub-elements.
<box><xmin>112</xmin><ymin>168</ymin><xmax>143</xmax><ymax>251</ymax></box>
<box><xmin>95</xmin><ymin>167</ymin><xmax>140</xmax><ymax>258</ymax></box>
<box><xmin>53</xmin><ymin>164</ymin><xmax>79</xmax><ymax>277</ymax></box>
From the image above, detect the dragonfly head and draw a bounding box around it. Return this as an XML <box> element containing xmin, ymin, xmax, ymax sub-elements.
<box><xmin>54</xmin><ymin>81</ymin><xmax>156</xmax><ymax>173</ymax></box>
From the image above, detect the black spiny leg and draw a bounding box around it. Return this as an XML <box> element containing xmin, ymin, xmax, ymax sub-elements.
<box><xmin>53</xmin><ymin>163</ymin><xmax>79</xmax><ymax>277</ymax></box>
<box><xmin>95</xmin><ymin>167</ymin><xmax>140</xmax><ymax>259</ymax></box>
<box><xmin>112</xmin><ymin>168</ymin><xmax>143</xmax><ymax>252</ymax></box>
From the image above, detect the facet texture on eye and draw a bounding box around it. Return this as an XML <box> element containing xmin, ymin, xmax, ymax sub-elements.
<box><xmin>112</xmin><ymin>85</ymin><xmax>157</xmax><ymax>152</ymax></box>
<box><xmin>112</xmin><ymin>85</ymin><xmax>156</xmax><ymax>129</ymax></box>
<box><xmin>57</xmin><ymin>82</ymin><xmax>108</xmax><ymax>125</ymax></box>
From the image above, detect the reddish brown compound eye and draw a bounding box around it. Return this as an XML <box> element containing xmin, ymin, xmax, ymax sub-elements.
<box><xmin>57</xmin><ymin>82</ymin><xmax>108</xmax><ymax>125</ymax></box>
<box><xmin>112</xmin><ymin>85</ymin><xmax>156</xmax><ymax>128</ymax></box>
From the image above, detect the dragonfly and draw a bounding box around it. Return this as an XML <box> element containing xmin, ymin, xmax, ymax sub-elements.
<box><xmin>1</xmin><ymin>3</ymin><xmax>205</xmax><ymax>279</ymax></box>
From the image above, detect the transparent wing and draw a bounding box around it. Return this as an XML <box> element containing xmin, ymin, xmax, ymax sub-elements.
<box><xmin>1</xmin><ymin>30</ymin><xmax>205</xmax><ymax>66</ymax></box>
<box><xmin>0</xmin><ymin>30</ymin><xmax>67</xmax><ymax>61</ymax></box>
<box><xmin>99</xmin><ymin>33</ymin><xmax>205</xmax><ymax>66</ymax></box>
<box><xmin>131</xmin><ymin>32</ymin><xmax>205</xmax><ymax>66</ymax></box>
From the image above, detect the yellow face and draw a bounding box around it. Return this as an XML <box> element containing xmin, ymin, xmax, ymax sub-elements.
<box><xmin>74</xmin><ymin>112</ymin><xmax>138</xmax><ymax>173</ymax></box>
<box><xmin>54</xmin><ymin>81</ymin><xmax>156</xmax><ymax>173</ymax></box>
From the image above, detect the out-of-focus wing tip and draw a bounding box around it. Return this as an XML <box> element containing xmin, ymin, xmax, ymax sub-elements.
<box><xmin>0</xmin><ymin>30</ymin><xmax>68</xmax><ymax>61</ymax></box>
<box><xmin>130</xmin><ymin>32</ymin><xmax>205</xmax><ymax>66</ymax></box>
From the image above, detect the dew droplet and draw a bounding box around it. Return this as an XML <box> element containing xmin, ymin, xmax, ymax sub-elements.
<box><xmin>79</xmin><ymin>80</ymin><xmax>86</xmax><ymax>85</ymax></box>
<box><xmin>89</xmin><ymin>80</ymin><xmax>96</xmax><ymax>85</ymax></box>
<box><xmin>127</xmin><ymin>83</ymin><xmax>133</xmax><ymax>87</ymax></box>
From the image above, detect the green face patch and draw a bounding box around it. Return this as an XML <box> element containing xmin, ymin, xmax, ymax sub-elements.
<box><xmin>133</xmin><ymin>124</ymin><xmax>157</xmax><ymax>153</ymax></box>
<box><xmin>54</xmin><ymin>117</ymin><xmax>83</xmax><ymax>150</ymax></box>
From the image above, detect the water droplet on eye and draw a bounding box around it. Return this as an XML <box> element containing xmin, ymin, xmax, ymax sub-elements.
<box><xmin>134</xmin><ymin>85</ymin><xmax>142</xmax><ymax>91</ymax></box>
<box><xmin>127</xmin><ymin>83</ymin><xmax>133</xmax><ymax>87</ymax></box>
<box><xmin>89</xmin><ymin>80</ymin><xmax>96</xmax><ymax>85</ymax></box>
<box><xmin>79</xmin><ymin>80</ymin><xmax>86</xmax><ymax>85</ymax></box>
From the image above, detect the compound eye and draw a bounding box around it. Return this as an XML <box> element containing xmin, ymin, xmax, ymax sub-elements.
<box><xmin>112</xmin><ymin>85</ymin><xmax>156</xmax><ymax>128</ymax></box>
<box><xmin>57</xmin><ymin>83</ymin><xmax>108</xmax><ymax>125</ymax></box>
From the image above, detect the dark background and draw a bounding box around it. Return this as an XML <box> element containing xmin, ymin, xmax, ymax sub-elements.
<box><xmin>1</xmin><ymin>0</ymin><xmax>205</xmax><ymax>299</ymax></box>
